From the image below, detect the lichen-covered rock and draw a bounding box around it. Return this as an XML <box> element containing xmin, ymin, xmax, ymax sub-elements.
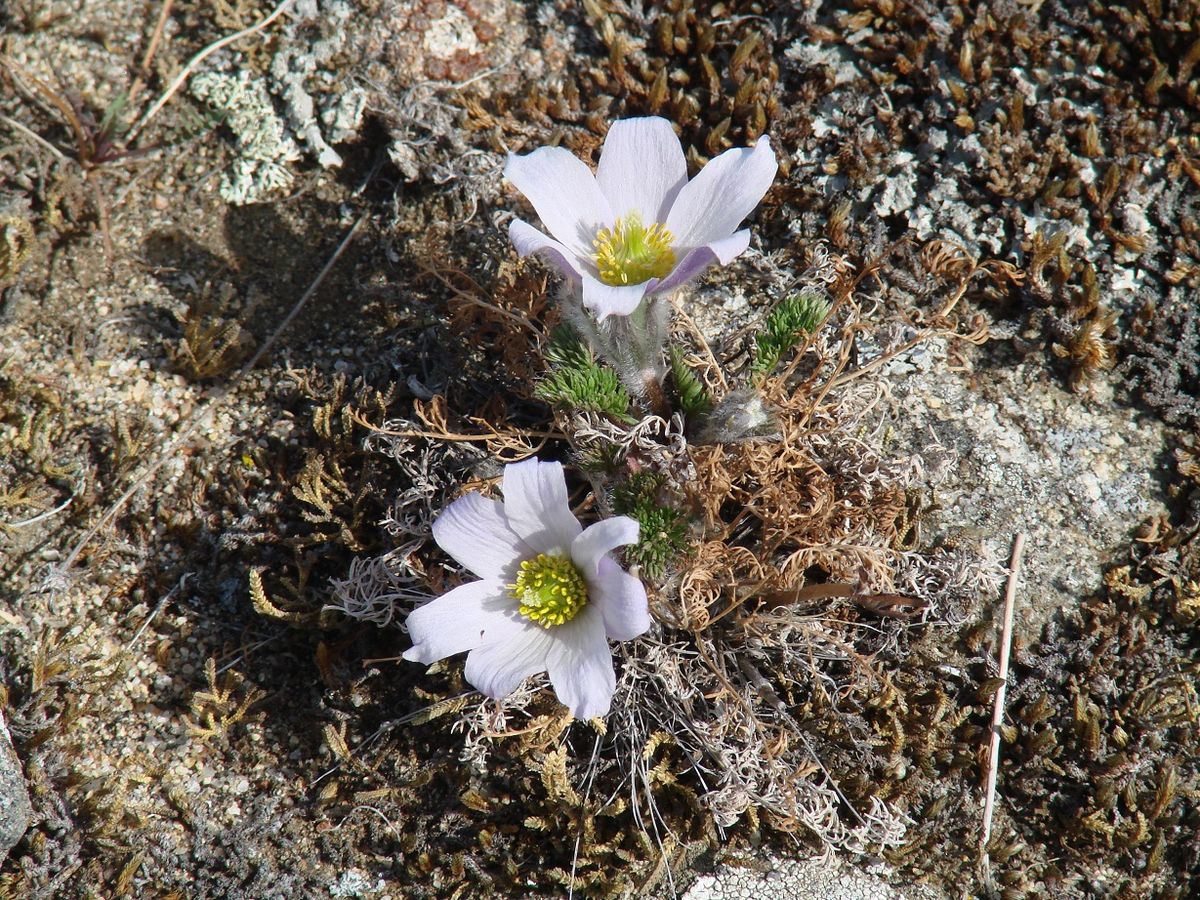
<box><xmin>891</xmin><ymin>343</ymin><xmax>1166</xmax><ymax>639</ymax></box>
<box><xmin>0</xmin><ymin>711</ymin><xmax>32</xmax><ymax>861</ymax></box>
<box><xmin>191</xmin><ymin>71</ymin><xmax>303</xmax><ymax>205</ymax></box>
<box><xmin>684</xmin><ymin>856</ymin><xmax>944</xmax><ymax>900</ymax></box>
<box><xmin>354</xmin><ymin>0</ymin><xmax>530</xmax><ymax>86</ymax></box>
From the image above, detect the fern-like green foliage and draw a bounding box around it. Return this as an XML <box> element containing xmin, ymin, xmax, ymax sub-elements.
<box><xmin>668</xmin><ymin>345</ymin><xmax>713</xmax><ymax>420</ymax></box>
<box><xmin>535</xmin><ymin>327</ymin><xmax>634</xmax><ymax>421</ymax></box>
<box><xmin>611</xmin><ymin>472</ymin><xmax>690</xmax><ymax>581</ymax></box>
<box><xmin>750</xmin><ymin>289</ymin><xmax>832</xmax><ymax>379</ymax></box>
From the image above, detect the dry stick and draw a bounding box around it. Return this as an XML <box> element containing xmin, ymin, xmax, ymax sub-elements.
<box><xmin>127</xmin><ymin>0</ymin><xmax>296</xmax><ymax>144</ymax></box>
<box><xmin>127</xmin><ymin>0</ymin><xmax>177</xmax><ymax>107</ymax></box>
<box><xmin>981</xmin><ymin>533</ymin><xmax>1026</xmax><ymax>877</ymax></box>
<box><xmin>0</xmin><ymin>112</ymin><xmax>69</xmax><ymax>160</ymax></box>
<box><xmin>53</xmin><ymin>214</ymin><xmax>366</xmax><ymax>577</ymax></box>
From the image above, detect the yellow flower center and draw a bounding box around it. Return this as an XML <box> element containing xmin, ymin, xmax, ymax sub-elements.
<box><xmin>510</xmin><ymin>553</ymin><xmax>588</xmax><ymax>628</ymax></box>
<box><xmin>593</xmin><ymin>212</ymin><xmax>676</xmax><ymax>286</ymax></box>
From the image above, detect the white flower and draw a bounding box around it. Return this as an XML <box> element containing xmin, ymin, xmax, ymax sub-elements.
<box><xmin>504</xmin><ymin>116</ymin><xmax>778</xmax><ymax>321</ymax></box>
<box><xmin>403</xmin><ymin>458</ymin><xmax>650</xmax><ymax>719</ymax></box>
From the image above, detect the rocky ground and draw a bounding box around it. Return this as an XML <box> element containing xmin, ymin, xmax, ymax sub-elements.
<box><xmin>1</xmin><ymin>1</ymin><xmax>1198</xmax><ymax>898</ymax></box>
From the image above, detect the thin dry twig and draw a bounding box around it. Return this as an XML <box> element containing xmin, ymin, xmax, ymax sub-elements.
<box><xmin>127</xmin><ymin>0</ymin><xmax>296</xmax><ymax>143</ymax></box>
<box><xmin>416</xmin><ymin>259</ymin><xmax>542</xmax><ymax>337</ymax></box>
<box><xmin>0</xmin><ymin>112</ymin><xmax>69</xmax><ymax>161</ymax></box>
<box><xmin>348</xmin><ymin>411</ymin><xmax>563</xmax><ymax>445</ymax></box>
<box><xmin>52</xmin><ymin>212</ymin><xmax>367</xmax><ymax>577</ymax></box>
<box><xmin>128</xmin><ymin>0</ymin><xmax>177</xmax><ymax>107</ymax></box>
<box><xmin>981</xmin><ymin>532</ymin><xmax>1026</xmax><ymax>879</ymax></box>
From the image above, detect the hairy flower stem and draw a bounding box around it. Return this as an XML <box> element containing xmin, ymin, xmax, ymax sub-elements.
<box><xmin>605</xmin><ymin>297</ymin><xmax>672</xmax><ymax>416</ymax></box>
<box><xmin>561</xmin><ymin>285</ymin><xmax>674</xmax><ymax>418</ymax></box>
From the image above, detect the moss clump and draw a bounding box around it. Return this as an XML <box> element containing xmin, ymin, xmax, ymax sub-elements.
<box><xmin>521</xmin><ymin>0</ymin><xmax>778</xmax><ymax>163</ymax></box>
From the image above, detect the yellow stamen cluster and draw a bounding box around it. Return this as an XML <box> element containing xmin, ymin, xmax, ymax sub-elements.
<box><xmin>593</xmin><ymin>213</ymin><xmax>676</xmax><ymax>286</ymax></box>
<box><xmin>510</xmin><ymin>553</ymin><xmax>589</xmax><ymax>628</ymax></box>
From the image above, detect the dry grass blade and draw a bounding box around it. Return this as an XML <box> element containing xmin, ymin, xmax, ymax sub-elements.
<box><xmin>981</xmin><ymin>533</ymin><xmax>1026</xmax><ymax>882</ymax></box>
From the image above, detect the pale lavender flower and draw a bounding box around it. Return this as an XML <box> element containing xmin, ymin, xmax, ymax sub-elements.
<box><xmin>403</xmin><ymin>458</ymin><xmax>649</xmax><ymax>719</ymax></box>
<box><xmin>504</xmin><ymin>116</ymin><xmax>778</xmax><ymax>320</ymax></box>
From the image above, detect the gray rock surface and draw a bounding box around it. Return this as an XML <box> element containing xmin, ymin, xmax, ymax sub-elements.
<box><xmin>0</xmin><ymin>709</ymin><xmax>32</xmax><ymax>860</ymax></box>
<box><xmin>889</xmin><ymin>343</ymin><xmax>1166</xmax><ymax>639</ymax></box>
<box><xmin>684</xmin><ymin>856</ymin><xmax>944</xmax><ymax>900</ymax></box>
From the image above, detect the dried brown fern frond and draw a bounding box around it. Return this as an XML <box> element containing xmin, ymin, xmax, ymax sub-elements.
<box><xmin>1053</xmin><ymin>306</ymin><xmax>1119</xmax><ymax>390</ymax></box>
<box><xmin>187</xmin><ymin>658</ymin><xmax>265</xmax><ymax>741</ymax></box>
<box><xmin>170</xmin><ymin>282</ymin><xmax>255</xmax><ymax>380</ymax></box>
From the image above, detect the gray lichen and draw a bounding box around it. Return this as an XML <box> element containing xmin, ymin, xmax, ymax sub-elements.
<box><xmin>191</xmin><ymin>71</ymin><xmax>301</xmax><ymax>205</ymax></box>
<box><xmin>269</xmin><ymin>0</ymin><xmax>366</xmax><ymax>169</ymax></box>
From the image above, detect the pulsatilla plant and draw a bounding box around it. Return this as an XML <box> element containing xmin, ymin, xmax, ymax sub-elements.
<box><xmin>329</xmin><ymin>115</ymin><xmax>1000</xmax><ymax>882</ymax></box>
<box><xmin>403</xmin><ymin>458</ymin><xmax>649</xmax><ymax>719</ymax></box>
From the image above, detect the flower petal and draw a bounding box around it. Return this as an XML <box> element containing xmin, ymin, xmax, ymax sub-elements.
<box><xmin>664</xmin><ymin>135</ymin><xmax>777</xmax><ymax>249</ymax></box>
<box><xmin>509</xmin><ymin>219</ymin><xmax>585</xmax><ymax>281</ymax></box>
<box><xmin>571</xmin><ymin>516</ymin><xmax>640</xmax><ymax>576</ymax></box>
<box><xmin>581</xmin><ymin>273</ymin><xmax>650</xmax><ymax>320</ymax></box>
<box><xmin>504</xmin><ymin>146</ymin><xmax>614</xmax><ymax>260</ymax></box>
<box><xmin>433</xmin><ymin>492</ymin><xmax>532</xmax><ymax>581</ymax></box>
<box><xmin>590</xmin><ymin>556</ymin><xmax>650</xmax><ymax>641</ymax></box>
<box><xmin>546</xmin><ymin>604</ymin><xmax>616</xmax><ymax>718</ymax></box>
<box><xmin>463</xmin><ymin>620</ymin><xmax>555</xmax><ymax>699</ymax></box>
<box><xmin>650</xmin><ymin>230</ymin><xmax>751</xmax><ymax>295</ymax></box>
<box><xmin>402</xmin><ymin>580</ymin><xmax>515</xmax><ymax>665</ymax></box>
<box><xmin>501</xmin><ymin>458</ymin><xmax>582</xmax><ymax>554</ymax></box>
<box><xmin>596</xmin><ymin>117</ymin><xmax>688</xmax><ymax>224</ymax></box>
